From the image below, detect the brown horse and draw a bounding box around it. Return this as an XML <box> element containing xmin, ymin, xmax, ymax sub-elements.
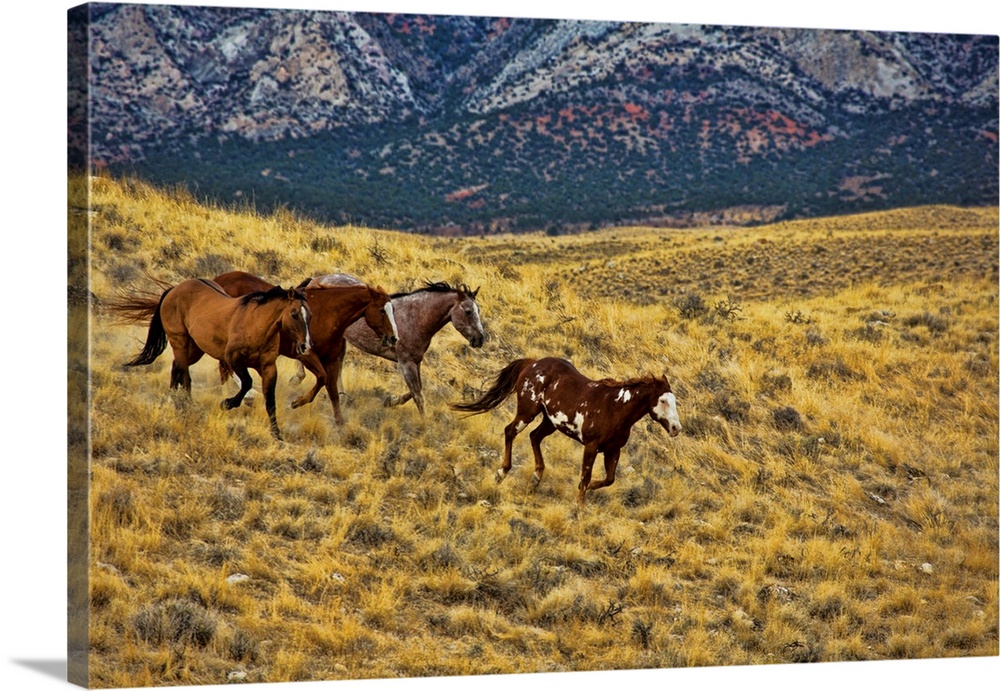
<box><xmin>451</xmin><ymin>357</ymin><xmax>681</xmax><ymax>505</ymax></box>
<box><xmin>123</xmin><ymin>278</ymin><xmax>312</xmax><ymax>440</ymax></box>
<box><xmin>295</xmin><ymin>274</ymin><xmax>485</xmax><ymax>414</ymax></box>
<box><xmin>212</xmin><ymin>271</ymin><xmax>398</xmax><ymax>425</ymax></box>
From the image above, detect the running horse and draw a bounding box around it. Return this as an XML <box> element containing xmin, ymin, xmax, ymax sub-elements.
<box><xmin>211</xmin><ymin>271</ymin><xmax>398</xmax><ymax>425</ymax></box>
<box><xmin>122</xmin><ymin>278</ymin><xmax>312</xmax><ymax>440</ymax></box>
<box><xmin>451</xmin><ymin>357</ymin><xmax>682</xmax><ymax>505</ymax></box>
<box><xmin>111</xmin><ymin>271</ymin><xmax>398</xmax><ymax>427</ymax></box>
<box><xmin>294</xmin><ymin>274</ymin><xmax>485</xmax><ymax>414</ymax></box>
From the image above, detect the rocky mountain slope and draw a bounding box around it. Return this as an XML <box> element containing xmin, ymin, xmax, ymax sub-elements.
<box><xmin>70</xmin><ymin>4</ymin><xmax>998</xmax><ymax>232</ymax></box>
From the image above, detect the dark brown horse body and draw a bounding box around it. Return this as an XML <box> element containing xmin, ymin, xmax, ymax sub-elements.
<box><xmin>299</xmin><ymin>274</ymin><xmax>485</xmax><ymax>414</ymax></box>
<box><xmin>452</xmin><ymin>357</ymin><xmax>681</xmax><ymax>505</ymax></box>
<box><xmin>212</xmin><ymin>271</ymin><xmax>398</xmax><ymax>425</ymax></box>
<box><xmin>123</xmin><ymin>278</ymin><xmax>312</xmax><ymax>439</ymax></box>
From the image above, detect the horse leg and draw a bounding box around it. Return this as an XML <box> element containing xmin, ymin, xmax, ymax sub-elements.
<box><xmin>586</xmin><ymin>447</ymin><xmax>622</xmax><ymax>493</ymax></box>
<box><xmin>333</xmin><ymin>347</ymin><xmax>347</xmax><ymax>399</ymax></box>
<box><xmin>222</xmin><ymin>365</ymin><xmax>253</xmax><ymax>410</ymax></box>
<box><xmin>576</xmin><ymin>443</ymin><xmax>600</xmax><ymax>506</ymax></box>
<box><xmin>290</xmin><ymin>360</ymin><xmax>306</xmax><ymax>385</ymax></box>
<box><xmin>291</xmin><ymin>351</ymin><xmax>326</xmax><ymax>409</ymax></box>
<box><xmin>388</xmin><ymin>359</ymin><xmax>421</xmax><ymax>413</ymax></box>
<box><xmin>497</xmin><ymin>409</ymin><xmax>537</xmax><ymax>484</ymax></box>
<box><xmin>260</xmin><ymin>362</ymin><xmax>282</xmax><ymax>440</ymax></box>
<box><xmin>528</xmin><ymin>416</ymin><xmax>555</xmax><ymax>486</ymax></box>
<box><xmin>230</xmin><ymin>373</ymin><xmax>256</xmax><ymax>407</ymax></box>
<box><xmin>169</xmin><ymin>342</ymin><xmax>202</xmax><ymax>394</ymax></box>
<box><xmin>170</xmin><ymin>361</ymin><xmax>189</xmax><ymax>391</ymax></box>
<box><xmin>325</xmin><ymin>358</ymin><xmax>346</xmax><ymax>425</ymax></box>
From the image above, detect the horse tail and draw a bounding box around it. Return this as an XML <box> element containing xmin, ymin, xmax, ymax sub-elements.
<box><xmin>105</xmin><ymin>290</ymin><xmax>162</xmax><ymax>325</ymax></box>
<box><xmin>124</xmin><ymin>288</ymin><xmax>171</xmax><ymax>367</ymax></box>
<box><xmin>451</xmin><ymin>358</ymin><xmax>535</xmax><ymax>415</ymax></box>
<box><xmin>218</xmin><ymin>361</ymin><xmax>234</xmax><ymax>384</ymax></box>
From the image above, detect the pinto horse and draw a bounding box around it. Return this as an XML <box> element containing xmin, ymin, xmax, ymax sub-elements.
<box><xmin>293</xmin><ymin>274</ymin><xmax>485</xmax><ymax>414</ymax></box>
<box><xmin>451</xmin><ymin>357</ymin><xmax>681</xmax><ymax>505</ymax></box>
<box><xmin>211</xmin><ymin>271</ymin><xmax>398</xmax><ymax>425</ymax></box>
<box><xmin>123</xmin><ymin>278</ymin><xmax>312</xmax><ymax>440</ymax></box>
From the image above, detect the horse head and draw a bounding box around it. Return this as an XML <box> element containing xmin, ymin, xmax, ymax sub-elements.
<box><xmin>648</xmin><ymin>378</ymin><xmax>682</xmax><ymax>437</ymax></box>
<box><xmin>280</xmin><ymin>288</ymin><xmax>313</xmax><ymax>356</ymax></box>
<box><xmin>365</xmin><ymin>286</ymin><xmax>399</xmax><ymax>348</ymax></box>
<box><xmin>452</xmin><ymin>285</ymin><xmax>485</xmax><ymax>348</ymax></box>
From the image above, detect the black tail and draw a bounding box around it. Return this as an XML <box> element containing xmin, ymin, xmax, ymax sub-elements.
<box><xmin>451</xmin><ymin>358</ymin><xmax>535</xmax><ymax>415</ymax></box>
<box><xmin>124</xmin><ymin>288</ymin><xmax>171</xmax><ymax>367</ymax></box>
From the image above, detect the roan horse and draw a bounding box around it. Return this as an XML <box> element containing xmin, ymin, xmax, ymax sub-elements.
<box><xmin>122</xmin><ymin>278</ymin><xmax>312</xmax><ymax>440</ymax></box>
<box><xmin>451</xmin><ymin>357</ymin><xmax>682</xmax><ymax>505</ymax></box>
<box><xmin>211</xmin><ymin>271</ymin><xmax>399</xmax><ymax>425</ymax></box>
<box><xmin>294</xmin><ymin>274</ymin><xmax>485</xmax><ymax>414</ymax></box>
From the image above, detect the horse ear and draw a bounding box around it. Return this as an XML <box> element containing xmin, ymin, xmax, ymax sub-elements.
<box><xmin>472</xmin><ymin>286</ymin><xmax>480</xmax><ymax>298</ymax></box>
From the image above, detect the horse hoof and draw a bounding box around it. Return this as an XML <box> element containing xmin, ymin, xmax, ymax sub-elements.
<box><xmin>495</xmin><ymin>468</ymin><xmax>507</xmax><ymax>484</ymax></box>
<box><xmin>383</xmin><ymin>396</ymin><xmax>394</xmax><ymax>408</ymax></box>
<box><xmin>290</xmin><ymin>398</ymin><xmax>305</xmax><ymax>409</ymax></box>
<box><xmin>221</xmin><ymin>399</ymin><xmax>236</xmax><ymax>410</ymax></box>
<box><xmin>531</xmin><ymin>473</ymin><xmax>541</xmax><ymax>487</ymax></box>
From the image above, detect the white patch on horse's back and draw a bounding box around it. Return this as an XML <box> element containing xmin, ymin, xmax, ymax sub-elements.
<box><xmin>547</xmin><ymin>409</ymin><xmax>585</xmax><ymax>441</ymax></box>
<box><xmin>551</xmin><ymin>380</ymin><xmax>558</xmax><ymax>391</ymax></box>
<box><xmin>616</xmin><ymin>388</ymin><xmax>632</xmax><ymax>403</ymax></box>
<box><xmin>536</xmin><ymin>374</ymin><xmax>545</xmax><ymax>384</ymax></box>
<box><xmin>384</xmin><ymin>301</ymin><xmax>399</xmax><ymax>339</ymax></box>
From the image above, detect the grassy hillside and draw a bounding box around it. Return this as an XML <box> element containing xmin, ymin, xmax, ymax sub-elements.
<box><xmin>80</xmin><ymin>174</ymin><xmax>998</xmax><ymax>686</ymax></box>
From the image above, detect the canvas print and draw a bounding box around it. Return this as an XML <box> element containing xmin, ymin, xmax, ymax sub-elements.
<box><xmin>68</xmin><ymin>2</ymin><xmax>999</xmax><ymax>688</ymax></box>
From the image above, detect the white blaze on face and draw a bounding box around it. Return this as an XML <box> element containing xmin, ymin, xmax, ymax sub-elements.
<box><xmin>652</xmin><ymin>392</ymin><xmax>681</xmax><ymax>435</ymax></box>
<box><xmin>384</xmin><ymin>301</ymin><xmax>399</xmax><ymax>340</ymax></box>
<box><xmin>471</xmin><ymin>300</ymin><xmax>483</xmax><ymax>331</ymax></box>
<box><xmin>300</xmin><ymin>306</ymin><xmax>312</xmax><ymax>350</ymax></box>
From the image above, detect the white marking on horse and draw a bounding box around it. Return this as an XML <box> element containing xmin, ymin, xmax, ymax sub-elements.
<box><xmin>548</xmin><ymin>409</ymin><xmax>585</xmax><ymax>441</ymax></box>
<box><xmin>471</xmin><ymin>300</ymin><xmax>483</xmax><ymax>331</ymax></box>
<box><xmin>652</xmin><ymin>392</ymin><xmax>682</xmax><ymax>435</ymax></box>
<box><xmin>515</xmin><ymin>421</ymin><xmax>526</xmax><ymax>432</ymax></box>
<box><xmin>616</xmin><ymin>388</ymin><xmax>632</xmax><ymax>403</ymax></box>
<box><xmin>300</xmin><ymin>306</ymin><xmax>312</xmax><ymax>350</ymax></box>
<box><xmin>384</xmin><ymin>301</ymin><xmax>399</xmax><ymax>340</ymax></box>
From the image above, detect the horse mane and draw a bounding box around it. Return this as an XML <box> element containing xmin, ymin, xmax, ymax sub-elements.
<box><xmin>239</xmin><ymin>286</ymin><xmax>305</xmax><ymax>305</ymax></box>
<box><xmin>597</xmin><ymin>374</ymin><xmax>669</xmax><ymax>388</ymax></box>
<box><xmin>391</xmin><ymin>280</ymin><xmax>470</xmax><ymax>299</ymax></box>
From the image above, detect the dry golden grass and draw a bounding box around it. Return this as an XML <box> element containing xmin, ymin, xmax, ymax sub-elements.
<box><xmin>81</xmin><ymin>174</ymin><xmax>998</xmax><ymax>686</ymax></box>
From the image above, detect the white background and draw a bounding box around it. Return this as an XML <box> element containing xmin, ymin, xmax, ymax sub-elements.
<box><xmin>3</xmin><ymin>1</ymin><xmax>998</xmax><ymax>689</ymax></box>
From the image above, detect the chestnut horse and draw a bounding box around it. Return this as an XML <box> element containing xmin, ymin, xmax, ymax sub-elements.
<box><xmin>123</xmin><ymin>278</ymin><xmax>312</xmax><ymax>440</ymax></box>
<box><xmin>295</xmin><ymin>274</ymin><xmax>485</xmax><ymax>414</ymax></box>
<box><xmin>211</xmin><ymin>271</ymin><xmax>398</xmax><ymax>425</ymax></box>
<box><xmin>451</xmin><ymin>357</ymin><xmax>681</xmax><ymax>505</ymax></box>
